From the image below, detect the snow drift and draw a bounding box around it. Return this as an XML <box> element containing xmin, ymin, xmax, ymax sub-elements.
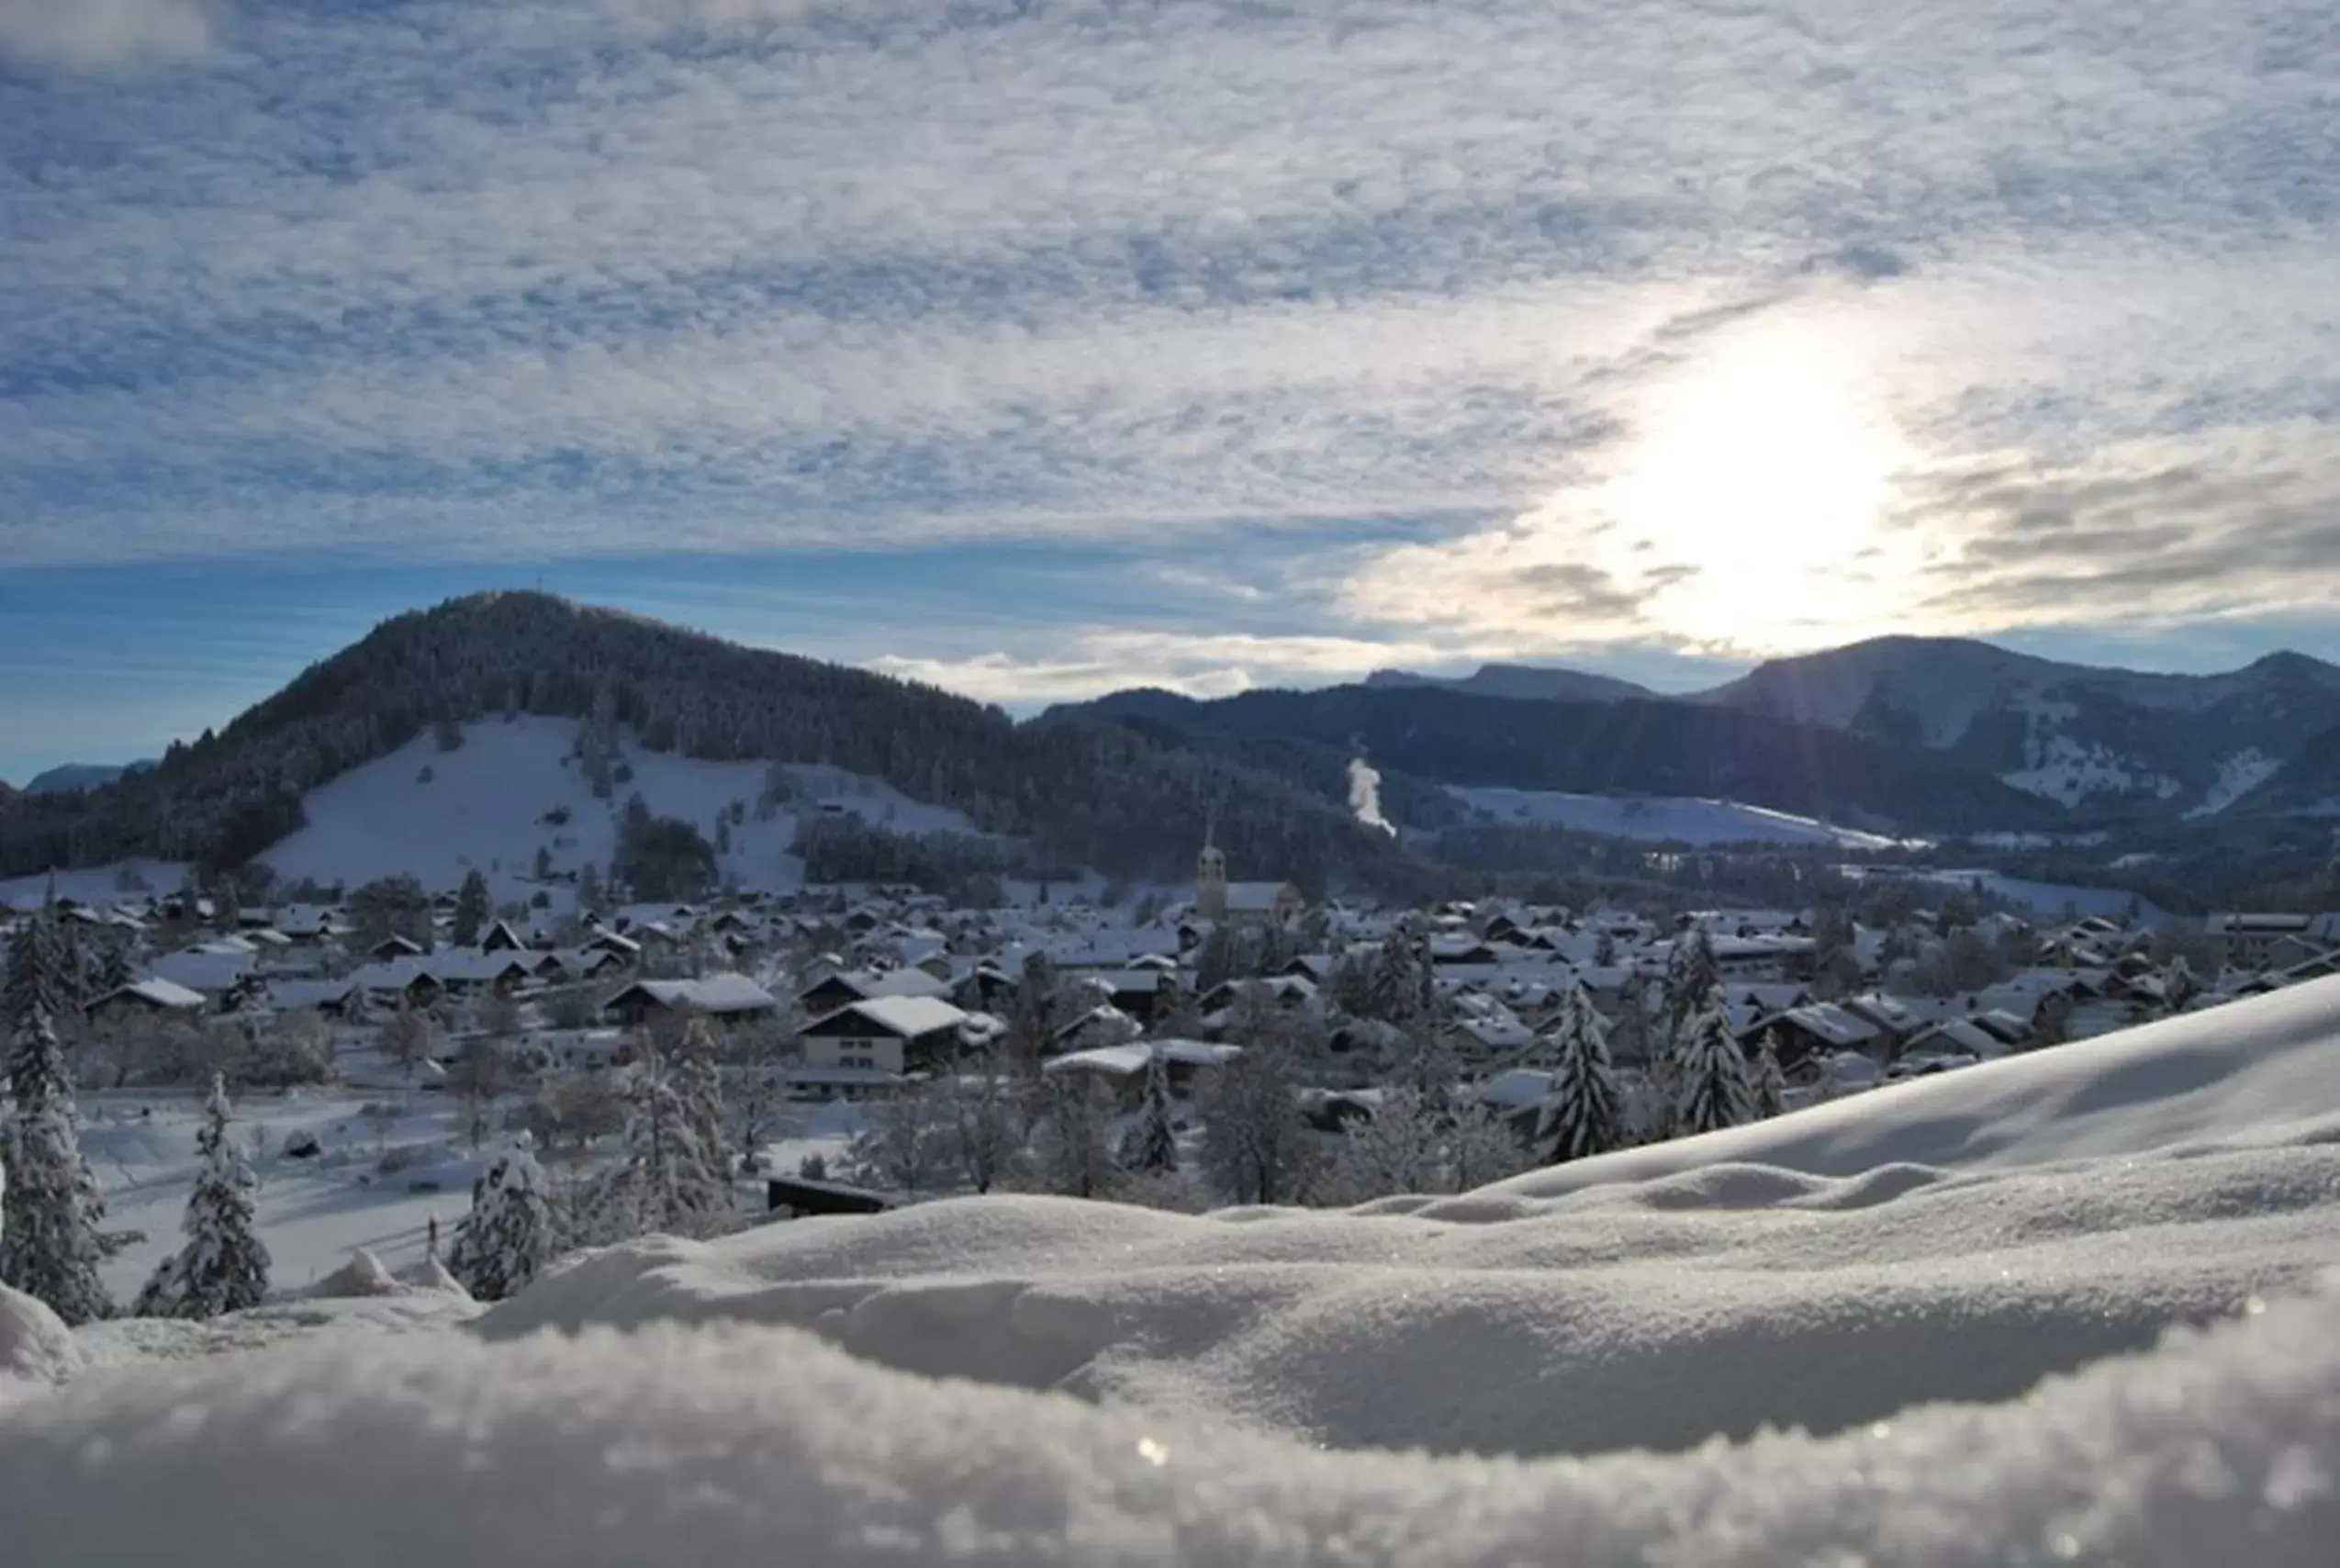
<box><xmin>6</xmin><ymin>1288</ymin><xmax>2340</xmax><ymax>1566</ymax></box>
<box><xmin>1490</xmin><ymin>974</ymin><xmax>2340</xmax><ymax>1199</ymax></box>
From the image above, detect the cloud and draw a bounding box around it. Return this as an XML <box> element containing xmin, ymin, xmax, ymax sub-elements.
<box><xmin>869</xmin><ymin>628</ymin><xmax>1475</xmax><ymax>707</ymax></box>
<box><xmin>1</xmin><ymin>0</ymin><xmax>2338</xmax><ymax>678</ymax></box>
<box><xmin>0</xmin><ymin>0</ymin><xmax>214</xmax><ymax>71</ymax></box>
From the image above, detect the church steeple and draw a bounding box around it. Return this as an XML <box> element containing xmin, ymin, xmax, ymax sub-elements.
<box><xmin>1196</xmin><ymin>814</ymin><xmax>1227</xmax><ymax>922</ymax></box>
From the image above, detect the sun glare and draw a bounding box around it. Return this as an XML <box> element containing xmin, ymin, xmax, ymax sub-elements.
<box><xmin>1589</xmin><ymin>318</ymin><xmax>1920</xmax><ymax>653</ymax></box>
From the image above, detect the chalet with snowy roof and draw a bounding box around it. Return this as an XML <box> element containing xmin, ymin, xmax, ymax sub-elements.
<box><xmin>367</xmin><ymin>934</ymin><xmax>427</xmax><ymax>962</ymax></box>
<box><xmin>146</xmin><ymin>948</ymin><xmax>259</xmax><ymax>1006</ymax></box>
<box><xmin>796</xmin><ymin>965</ymin><xmax>953</xmax><ymax>1015</ymax></box>
<box><xmin>1041</xmin><ymin>1038</ymin><xmax>1238</xmax><ymax>1107</ymax></box>
<box><xmin>601</xmin><ymin>973</ymin><xmax>779</xmax><ymax>1026</ymax></box>
<box><xmin>1753</xmin><ymin>1002</ymin><xmax>1886</xmax><ymax>1070</ymax></box>
<box><xmin>85</xmin><ymin>977</ymin><xmax>207</xmax><ymax>1024</ymax></box>
<box><xmin>799</xmin><ymin>995</ymin><xmax>970</xmax><ymax>1076</ymax></box>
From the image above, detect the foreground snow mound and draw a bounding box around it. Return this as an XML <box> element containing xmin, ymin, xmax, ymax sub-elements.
<box><xmin>1493</xmin><ymin>974</ymin><xmax>2340</xmax><ymax>1201</ymax></box>
<box><xmin>8</xmin><ymin>1289</ymin><xmax>2340</xmax><ymax>1567</ymax></box>
<box><xmin>73</xmin><ymin>1294</ymin><xmax>480</xmax><ymax>1376</ymax></box>
<box><xmin>477</xmin><ymin>1128</ymin><xmax>2340</xmax><ymax>1458</ymax></box>
<box><xmin>0</xmin><ymin>1284</ymin><xmax>83</xmax><ymax>1394</ymax></box>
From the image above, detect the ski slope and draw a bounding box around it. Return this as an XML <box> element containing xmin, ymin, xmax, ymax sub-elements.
<box><xmin>1445</xmin><ymin>785</ymin><xmax>1916</xmax><ymax>849</ymax></box>
<box><xmin>11</xmin><ymin>983</ymin><xmax>2340</xmax><ymax>1562</ymax></box>
<box><xmin>259</xmin><ymin>715</ymin><xmax>980</xmax><ymax>898</ymax></box>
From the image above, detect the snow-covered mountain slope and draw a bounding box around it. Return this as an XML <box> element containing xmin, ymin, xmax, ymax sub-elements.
<box><xmin>14</xmin><ymin>988</ymin><xmax>2340</xmax><ymax>1562</ymax></box>
<box><xmin>1696</xmin><ymin>638</ymin><xmax>2340</xmax><ymax>813</ymax></box>
<box><xmin>1364</xmin><ymin>663</ymin><xmax>1658</xmax><ymax>703</ymax></box>
<box><xmin>1445</xmin><ymin>785</ymin><xmax>1916</xmax><ymax>849</ymax></box>
<box><xmin>259</xmin><ymin>714</ymin><xmax>978</xmax><ymax>897</ymax></box>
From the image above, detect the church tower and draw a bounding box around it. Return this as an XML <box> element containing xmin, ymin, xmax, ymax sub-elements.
<box><xmin>1196</xmin><ymin>820</ymin><xmax>1227</xmax><ymax>923</ymax></box>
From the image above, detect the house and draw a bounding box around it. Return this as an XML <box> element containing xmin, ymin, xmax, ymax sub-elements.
<box><xmin>797</xmin><ymin>966</ymin><xmax>953</xmax><ymax>1015</ymax></box>
<box><xmin>479</xmin><ymin>919</ymin><xmax>530</xmax><ymax>952</ymax></box>
<box><xmin>602</xmin><ymin>974</ymin><xmax>781</xmax><ymax>1027</ymax></box>
<box><xmin>85</xmin><ymin>978</ymin><xmax>207</xmax><ymax>1024</ymax></box>
<box><xmin>367</xmin><ymin>934</ymin><xmax>427</xmax><ymax>962</ymax></box>
<box><xmin>145</xmin><ymin>949</ymin><xmax>258</xmax><ymax>1007</ymax></box>
<box><xmin>2203</xmin><ymin>913</ymin><xmax>2333</xmax><ymax>970</ymax></box>
<box><xmin>799</xmin><ymin>995</ymin><xmax>970</xmax><ymax>1075</ymax></box>
<box><xmin>1756</xmin><ymin>1002</ymin><xmax>1885</xmax><ymax>1070</ymax></box>
<box><xmin>1040</xmin><ymin>1038</ymin><xmax>1239</xmax><ymax>1106</ymax></box>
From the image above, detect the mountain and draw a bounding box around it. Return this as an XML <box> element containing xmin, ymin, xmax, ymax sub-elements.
<box><xmin>1694</xmin><ymin>638</ymin><xmax>2340</xmax><ymax>814</ymax></box>
<box><xmin>2222</xmin><ymin>722</ymin><xmax>2340</xmax><ymax>818</ymax></box>
<box><xmin>1049</xmin><ymin>685</ymin><xmax>2066</xmax><ymax>835</ymax></box>
<box><xmin>1364</xmin><ymin>663</ymin><xmax>1658</xmax><ymax>703</ymax></box>
<box><xmin>21</xmin><ymin>761</ymin><xmax>153</xmax><ymax>796</ymax></box>
<box><xmin>0</xmin><ymin>593</ymin><xmax>1421</xmax><ymax>895</ymax></box>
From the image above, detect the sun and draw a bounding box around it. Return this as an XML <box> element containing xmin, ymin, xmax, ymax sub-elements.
<box><xmin>1590</xmin><ymin>316</ymin><xmax>1920</xmax><ymax>652</ymax></box>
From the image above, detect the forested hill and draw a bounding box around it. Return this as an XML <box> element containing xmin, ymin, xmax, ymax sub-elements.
<box><xmin>1047</xmin><ymin>685</ymin><xmax>2070</xmax><ymax>835</ymax></box>
<box><xmin>0</xmin><ymin>592</ymin><xmax>1419</xmax><ymax>893</ymax></box>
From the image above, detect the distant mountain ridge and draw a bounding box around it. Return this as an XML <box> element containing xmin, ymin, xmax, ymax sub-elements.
<box><xmin>21</xmin><ymin>761</ymin><xmax>155</xmax><ymax>795</ymax></box>
<box><xmin>1047</xmin><ymin>685</ymin><xmax>2068</xmax><ymax>835</ymax></box>
<box><xmin>1357</xmin><ymin>636</ymin><xmax>2340</xmax><ymax>818</ymax></box>
<box><xmin>1696</xmin><ymin>637</ymin><xmax>2340</xmax><ymax>815</ymax></box>
<box><xmin>1363</xmin><ymin>664</ymin><xmax>1658</xmax><ymax>703</ymax></box>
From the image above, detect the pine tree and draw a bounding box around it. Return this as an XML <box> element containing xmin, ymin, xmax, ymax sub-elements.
<box><xmin>452</xmin><ymin>868</ymin><xmax>490</xmax><ymax>947</ymax></box>
<box><xmin>1675</xmin><ymin>1003</ymin><xmax>1753</xmax><ymax>1137</ymax></box>
<box><xmin>1663</xmin><ymin>925</ymin><xmax>1719</xmax><ymax>1037</ymax></box>
<box><xmin>133</xmin><ymin>1074</ymin><xmax>269</xmax><ymax>1319</ymax></box>
<box><xmin>447</xmin><ymin>1143</ymin><xmax>554</xmax><ymax>1303</ymax></box>
<box><xmin>0</xmin><ymin>915</ymin><xmax>113</xmax><ymax>1323</ymax></box>
<box><xmin>1751</xmin><ymin>1025</ymin><xmax>1788</xmax><ymax>1119</ymax></box>
<box><xmin>1124</xmin><ymin>1048</ymin><xmax>1180</xmax><ymax>1174</ymax></box>
<box><xmin>5</xmin><ymin>916</ymin><xmax>74</xmax><ymax>1092</ymax></box>
<box><xmin>1537</xmin><ymin>985</ymin><xmax>1624</xmax><ymax>1164</ymax></box>
<box><xmin>594</xmin><ymin>1045</ymin><xmax>733</xmax><ymax>1241</ymax></box>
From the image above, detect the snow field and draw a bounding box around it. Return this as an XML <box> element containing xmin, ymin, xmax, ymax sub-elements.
<box><xmin>258</xmin><ymin>714</ymin><xmax>980</xmax><ymax>898</ymax></box>
<box><xmin>1445</xmin><ymin>785</ymin><xmax>1912</xmax><ymax>848</ymax></box>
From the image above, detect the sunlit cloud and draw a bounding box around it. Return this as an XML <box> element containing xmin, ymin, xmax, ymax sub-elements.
<box><xmin>1</xmin><ymin>0</ymin><xmax>2336</xmax><ymax>694</ymax></box>
<box><xmin>871</xmin><ymin>629</ymin><xmax>1481</xmax><ymax>707</ymax></box>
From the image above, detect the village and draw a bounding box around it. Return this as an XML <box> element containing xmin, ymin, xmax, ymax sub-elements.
<box><xmin>7</xmin><ymin>822</ymin><xmax>2329</xmax><ymax>1306</ymax></box>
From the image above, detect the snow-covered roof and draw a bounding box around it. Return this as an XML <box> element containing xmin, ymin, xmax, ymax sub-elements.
<box><xmin>1042</xmin><ymin>1039</ymin><xmax>1241</xmax><ymax>1078</ymax></box>
<box><xmin>811</xmin><ymin>994</ymin><xmax>968</xmax><ymax>1039</ymax></box>
<box><xmin>146</xmin><ymin>950</ymin><xmax>254</xmax><ymax>994</ymax></box>
<box><xmin>1224</xmin><ymin>881</ymin><xmax>1295</xmax><ymax>913</ymax></box>
<box><xmin>621</xmin><ymin>974</ymin><xmax>779</xmax><ymax>1015</ymax></box>
<box><xmin>100</xmin><ymin>978</ymin><xmax>207</xmax><ymax>1012</ymax></box>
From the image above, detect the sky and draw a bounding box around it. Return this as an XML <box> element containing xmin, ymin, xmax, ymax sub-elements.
<box><xmin>3</xmin><ymin>0</ymin><xmax>2339</xmax><ymax>781</ymax></box>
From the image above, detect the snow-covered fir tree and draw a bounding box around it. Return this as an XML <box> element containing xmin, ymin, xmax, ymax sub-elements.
<box><xmin>1537</xmin><ymin>985</ymin><xmax>1624</xmax><ymax>1165</ymax></box>
<box><xmin>1751</xmin><ymin>1026</ymin><xmax>1788</xmax><ymax>1120</ymax></box>
<box><xmin>1</xmin><ymin>916</ymin><xmax>113</xmax><ymax>1324</ymax></box>
<box><xmin>1663</xmin><ymin>925</ymin><xmax>1719</xmax><ymax>1036</ymax></box>
<box><xmin>1122</xmin><ymin>1048</ymin><xmax>1180</xmax><ymax>1174</ymax></box>
<box><xmin>451</xmin><ymin>868</ymin><xmax>490</xmax><ymax>947</ymax></box>
<box><xmin>588</xmin><ymin>1044</ymin><xmax>734</xmax><ymax>1241</ymax></box>
<box><xmin>1675</xmin><ymin>1003</ymin><xmax>1753</xmax><ymax>1137</ymax></box>
<box><xmin>447</xmin><ymin>1142</ymin><xmax>554</xmax><ymax>1303</ymax></box>
<box><xmin>133</xmin><ymin>1074</ymin><xmax>270</xmax><ymax>1319</ymax></box>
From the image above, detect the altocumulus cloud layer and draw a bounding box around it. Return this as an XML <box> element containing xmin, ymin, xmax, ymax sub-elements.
<box><xmin>3</xmin><ymin>0</ymin><xmax>2337</xmax><ymax>696</ymax></box>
